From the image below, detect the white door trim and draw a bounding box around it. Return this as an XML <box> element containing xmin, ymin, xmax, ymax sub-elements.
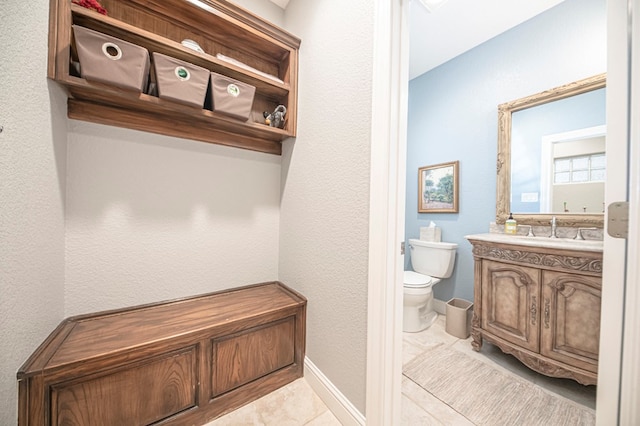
<box><xmin>366</xmin><ymin>0</ymin><xmax>408</xmax><ymax>424</ymax></box>
<box><xmin>597</xmin><ymin>0</ymin><xmax>637</xmax><ymax>424</ymax></box>
<box><xmin>619</xmin><ymin>0</ymin><xmax>640</xmax><ymax>423</ymax></box>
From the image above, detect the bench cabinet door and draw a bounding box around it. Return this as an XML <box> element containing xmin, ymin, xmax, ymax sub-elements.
<box><xmin>52</xmin><ymin>347</ymin><xmax>197</xmax><ymax>425</ymax></box>
<box><xmin>211</xmin><ymin>317</ymin><xmax>295</xmax><ymax>397</ymax></box>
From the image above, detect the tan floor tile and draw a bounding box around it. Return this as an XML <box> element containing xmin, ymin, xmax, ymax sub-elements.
<box><xmin>205</xmin><ymin>378</ymin><xmax>329</xmax><ymax>426</ymax></box>
<box><xmin>403</xmin><ymin>314</ymin><xmax>459</xmax><ymax>350</ymax></box>
<box><xmin>403</xmin><ymin>338</ymin><xmax>428</xmax><ymax>367</ymax></box>
<box><xmin>401</xmin><ymin>392</ymin><xmax>444</xmax><ymax>425</ymax></box>
<box><xmin>304</xmin><ymin>410</ymin><xmax>343</xmax><ymax>425</ymax></box>
<box><xmin>402</xmin><ymin>376</ymin><xmax>474</xmax><ymax>426</ymax></box>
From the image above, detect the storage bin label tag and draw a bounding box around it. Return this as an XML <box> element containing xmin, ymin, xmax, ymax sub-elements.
<box><xmin>101</xmin><ymin>42</ymin><xmax>123</xmax><ymax>60</ymax></box>
<box><xmin>227</xmin><ymin>84</ymin><xmax>240</xmax><ymax>97</ymax></box>
<box><xmin>175</xmin><ymin>66</ymin><xmax>191</xmax><ymax>81</ymax></box>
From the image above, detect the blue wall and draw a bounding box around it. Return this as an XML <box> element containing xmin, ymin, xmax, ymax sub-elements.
<box><xmin>405</xmin><ymin>0</ymin><xmax>606</xmax><ymax>303</ymax></box>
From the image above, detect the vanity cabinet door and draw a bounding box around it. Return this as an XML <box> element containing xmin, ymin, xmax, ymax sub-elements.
<box><xmin>540</xmin><ymin>271</ymin><xmax>601</xmax><ymax>373</ymax></box>
<box><xmin>481</xmin><ymin>260</ymin><xmax>541</xmax><ymax>352</ymax></box>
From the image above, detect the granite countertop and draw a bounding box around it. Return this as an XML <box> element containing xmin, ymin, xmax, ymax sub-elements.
<box><xmin>465</xmin><ymin>232</ymin><xmax>603</xmax><ymax>253</ymax></box>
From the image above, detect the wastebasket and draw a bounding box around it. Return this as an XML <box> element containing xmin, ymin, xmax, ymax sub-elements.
<box><xmin>445</xmin><ymin>298</ymin><xmax>473</xmax><ymax>339</ymax></box>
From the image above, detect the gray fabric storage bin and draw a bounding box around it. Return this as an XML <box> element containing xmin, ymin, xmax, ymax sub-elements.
<box><xmin>445</xmin><ymin>298</ymin><xmax>473</xmax><ymax>339</ymax></box>
<box><xmin>152</xmin><ymin>52</ymin><xmax>209</xmax><ymax>108</ymax></box>
<box><xmin>73</xmin><ymin>25</ymin><xmax>150</xmax><ymax>92</ymax></box>
<box><xmin>209</xmin><ymin>72</ymin><xmax>256</xmax><ymax>121</ymax></box>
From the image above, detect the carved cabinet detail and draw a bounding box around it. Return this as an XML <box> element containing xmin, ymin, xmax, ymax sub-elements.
<box><xmin>467</xmin><ymin>234</ymin><xmax>602</xmax><ymax>385</ymax></box>
<box><xmin>481</xmin><ymin>260</ymin><xmax>540</xmax><ymax>353</ymax></box>
<box><xmin>540</xmin><ymin>271</ymin><xmax>601</xmax><ymax>374</ymax></box>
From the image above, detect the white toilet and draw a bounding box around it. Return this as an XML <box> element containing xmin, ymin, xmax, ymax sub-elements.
<box><xmin>403</xmin><ymin>239</ymin><xmax>458</xmax><ymax>332</ymax></box>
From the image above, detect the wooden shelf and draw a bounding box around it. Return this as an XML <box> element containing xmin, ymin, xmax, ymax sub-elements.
<box><xmin>48</xmin><ymin>0</ymin><xmax>300</xmax><ymax>154</ymax></box>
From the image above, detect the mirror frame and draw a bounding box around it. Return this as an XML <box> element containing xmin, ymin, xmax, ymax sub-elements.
<box><xmin>496</xmin><ymin>72</ymin><xmax>606</xmax><ymax>227</ymax></box>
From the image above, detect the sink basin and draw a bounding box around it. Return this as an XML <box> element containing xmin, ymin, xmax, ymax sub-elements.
<box><xmin>465</xmin><ymin>233</ymin><xmax>603</xmax><ymax>252</ymax></box>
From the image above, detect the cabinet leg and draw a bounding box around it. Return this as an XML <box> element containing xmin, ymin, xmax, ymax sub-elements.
<box><xmin>471</xmin><ymin>311</ymin><xmax>482</xmax><ymax>351</ymax></box>
<box><xmin>471</xmin><ymin>329</ymin><xmax>482</xmax><ymax>352</ymax></box>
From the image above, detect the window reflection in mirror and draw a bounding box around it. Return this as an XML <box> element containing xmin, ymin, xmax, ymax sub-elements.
<box><xmin>510</xmin><ymin>87</ymin><xmax>606</xmax><ymax>214</ymax></box>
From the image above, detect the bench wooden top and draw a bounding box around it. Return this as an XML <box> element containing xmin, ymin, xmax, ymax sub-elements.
<box><xmin>18</xmin><ymin>281</ymin><xmax>305</xmax><ymax>378</ymax></box>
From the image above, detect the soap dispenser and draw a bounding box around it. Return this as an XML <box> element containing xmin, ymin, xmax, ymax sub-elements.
<box><xmin>505</xmin><ymin>213</ymin><xmax>517</xmax><ymax>235</ymax></box>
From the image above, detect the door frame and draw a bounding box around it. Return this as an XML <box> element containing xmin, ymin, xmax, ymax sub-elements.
<box><xmin>617</xmin><ymin>0</ymin><xmax>640</xmax><ymax>422</ymax></box>
<box><xmin>365</xmin><ymin>0</ymin><xmax>408</xmax><ymax>424</ymax></box>
<box><xmin>596</xmin><ymin>0</ymin><xmax>639</xmax><ymax>424</ymax></box>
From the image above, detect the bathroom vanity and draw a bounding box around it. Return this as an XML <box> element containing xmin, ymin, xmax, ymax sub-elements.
<box><xmin>465</xmin><ymin>233</ymin><xmax>602</xmax><ymax>385</ymax></box>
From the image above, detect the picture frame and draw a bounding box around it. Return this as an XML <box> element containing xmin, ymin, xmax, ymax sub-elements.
<box><xmin>418</xmin><ymin>161</ymin><xmax>459</xmax><ymax>213</ymax></box>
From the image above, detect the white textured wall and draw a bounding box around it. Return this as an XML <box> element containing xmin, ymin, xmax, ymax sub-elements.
<box><xmin>62</xmin><ymin>1</ymin><xmax>283</xmax><ymax>317</ymax></box>
<box><xmin>232</xmin><ymin>0</ymin><xmax>285</xmax><ymax>26</ymax></box>
<box><xmin>0</xmin><ymin>1</ymin><xmax>67</xmax><ymax>423</ymax></box>
<box><xmin>280</xmin><ymin>0</ymin><xmax>374</xmax><ymax>414</ymax></box>
<box><xmin>65</xmin><ymin>122</ymin><xmax>281</xmax><ymax>316</ymax></box>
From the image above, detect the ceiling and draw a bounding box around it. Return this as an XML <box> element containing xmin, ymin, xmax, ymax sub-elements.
<box><xmin>267</xmin><ymin>0</ymin><xmax>565</xmax><ymax>80</ymax></box>
<box><xmin>408</xmin><ymin>0</ymin><xmax>565</xmax><ymax>79</ymax></box>
<box><xmin>269</xmin><ymin>0</ymin><xmax>290</xmax><ymax>9</ymax></box>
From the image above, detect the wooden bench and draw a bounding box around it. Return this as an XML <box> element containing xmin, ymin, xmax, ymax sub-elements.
<box><xmin>18</xmin><ymin>281</ymin><xmax>306</xmax><ymax>425</ymax></box>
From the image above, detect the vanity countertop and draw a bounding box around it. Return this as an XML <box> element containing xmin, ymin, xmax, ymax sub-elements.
<box><xmin>465</xmin><ymin>233</ymin><xmax>603</xmax><ymax>253</ymax></box>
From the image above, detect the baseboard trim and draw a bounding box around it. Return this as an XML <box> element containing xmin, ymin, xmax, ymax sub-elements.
<box><xmin>304</xmin><ymin>357</ymin><xmax>366</xmax><ymax>425</ymax></box>
<box><xmin>433</xmin><ymin>297</ymin><xmax>447</xmax><ymax>315</ymax></box>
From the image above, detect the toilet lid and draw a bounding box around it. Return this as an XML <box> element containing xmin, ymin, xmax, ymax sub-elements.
<box><xmin>404</xmin><ymin>271</ymin><xmax>433</xmax><ymax>288</ymax></box>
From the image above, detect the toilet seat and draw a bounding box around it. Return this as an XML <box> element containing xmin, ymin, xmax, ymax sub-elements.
<box><xmin>404</xmin><ymin>271</ymin><xmax>433</xmax><ymax>288</ymax></box>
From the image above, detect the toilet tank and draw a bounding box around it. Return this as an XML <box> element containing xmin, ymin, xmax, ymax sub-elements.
<box><xmin>408</xmin><ymin>239</ymin><xmax>458</xmax><ymax>278</ymax></box>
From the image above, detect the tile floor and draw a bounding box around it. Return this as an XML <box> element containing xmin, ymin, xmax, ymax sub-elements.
<box><xmin>402</xmin><ymin>315</ymin><xmax>596</xmax><ymax>424</ymax></box>
<box><xmin>204</xmin><ymin>377</ymin><xmax>341</xmax><ymax>425</ymax></box>
<box><xmin>207</xmin><ymin>314</ymin><xmax>596</xmax><ymax>425</ymax></box>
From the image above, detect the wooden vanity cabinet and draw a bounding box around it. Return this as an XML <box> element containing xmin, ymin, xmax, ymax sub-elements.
<box><xmin>48</xmin><ymin>0</ymin><xmax>300</xmax><ymax>155</ymax></box>
<box><xmin>468</xmin><ymin>236</ymin><xmax>602</xmax><ymax>385</ymax></box>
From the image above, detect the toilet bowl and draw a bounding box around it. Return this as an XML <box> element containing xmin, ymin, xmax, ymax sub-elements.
<box><xmin>403</xmin><ymin>271</ymin><xmax>440</xmax><ymax>332</ymax></box>
<box><xmin>403</xmin><ymin>239</ymin><xmax>457</xmax><ymax>333</ymax></box>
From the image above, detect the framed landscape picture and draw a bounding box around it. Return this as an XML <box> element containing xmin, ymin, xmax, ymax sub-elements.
<box><xmin>418</xmin><ymin>161</ymin><xmax>459</xmax><ymax>213</ymax></box>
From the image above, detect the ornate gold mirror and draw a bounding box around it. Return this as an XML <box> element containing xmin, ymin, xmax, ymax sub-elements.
<box><xmin>496</xmin><ymin>73</ymin><xmax>606</xmax><ymax>227</ymax></box>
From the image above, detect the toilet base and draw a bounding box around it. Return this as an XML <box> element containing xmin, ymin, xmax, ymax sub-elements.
<box><xmin>403</xmin><ymin>296</ymin><xmax>438</xmax><ymax>333</ymax></box>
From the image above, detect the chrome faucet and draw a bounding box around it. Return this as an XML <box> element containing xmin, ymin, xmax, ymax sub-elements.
<box><xmin>574</xmin><ymin>227</ymin><xmax>597</xmax><ymax>240</ymax></box>
<box><xmin>550</xmin><ymin>216</ymin><xmax>558</xmax><ymax>238</ymax></box>
<box><xmin>519</xmin><ymin>225</ymin><xmax>535</xmax><ymax>237</ymax></box>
